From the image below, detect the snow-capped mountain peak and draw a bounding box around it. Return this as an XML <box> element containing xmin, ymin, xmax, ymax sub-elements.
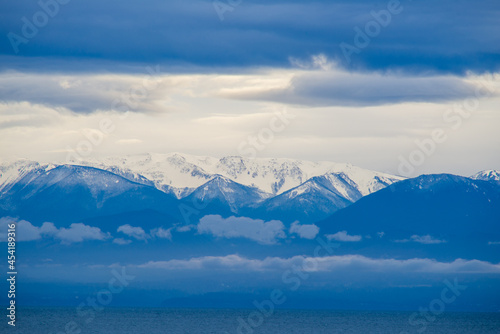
<box><xmin>0</xmin><ymin>159</ymin><xmax>58</xmax><ymax>194</ymax></box>
<box><xmin>471</xmin><ymin>170</ymin><xmax>500</xmax><ymax>182</ymax></box>
<box><xmin>2</xmin><ymin>154</ymin><xmax>497</xmax><ymax>225</ymax></box>
<box><xmin>68</xmin><ymin>152</ymin><xmax>404</xmax><ymax>198</ymax></box>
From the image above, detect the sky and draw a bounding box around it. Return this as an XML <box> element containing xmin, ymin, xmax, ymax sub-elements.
<box><xmin>0</xmin><ymin>0</ymin><xmax>499</xmax><ymax>177</ymax></box>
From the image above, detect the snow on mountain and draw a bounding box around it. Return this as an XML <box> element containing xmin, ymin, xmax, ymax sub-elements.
<box><xmin>71</xmin><ymin>152</ymin><xmax>405</xmax><ymax>199</ymax></box>
<box><xmin>186</xmin><ymin>154</ymin><xmax>405</xmax><ymax>196</ymax></box>
<box><xmin>0</xmin><ymin>164</ymin><xmax>180</xmax><ymax>224</ymax></box>
<box><xmin>0</xmin><ymin>154</ymin><xmax>405</xmax><ymax>223</ymax></box>
<box><xmin>471</xmin><ymin>170</ymin><xmax>500</xmax><ymax>183</ymax></box>
<box><xmin>185</xmin><ymin>175</ymin><xmax>272</xmax><ymax>212</ymax></box>
<box><xmin>277</xmin><ymin>173</ymin><xmax>364</xmax><ymax>204</ymax></box>
<box><xmin>72</xmin><ymin>153</ymin><xmax>214</xmax><ymax>198</ymax></box>
<box><xmin>14</xmin><ymin>165</ymin><xmax>141</xmax><ymax>201</ymax></box>
<box><xmin>254</xmin><ymin>175</ymin><xmax>355</xmax><ymax>223</ymax></box>
<box><xmin>2</xmin><ymin>154</ymin><xmax>497</xmax><ymax>226</ymax></box>
<box><xmin>251</xmin><ymin>171</ymin><xmax>400</xmax><ymax>223</ymax></box>
<box><xmin>0</xmin><ymin>159</ymin><xmax>57</xmax><ymax>194</ymax></box>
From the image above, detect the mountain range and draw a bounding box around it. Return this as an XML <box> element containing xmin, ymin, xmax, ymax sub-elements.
<box><xmin>0</xmin><ymin>153</ymin><xmax>405</xmax><ymax>224</ymax></box>
<box><xmin>1</xmin><ymin>152</ymin><xmax>500</xmax><ymax>311</ymax></box>
<box><xmin>0</xmin><ymin>152</ymin><xmax>499</xmax><ymax>261</ymax></box>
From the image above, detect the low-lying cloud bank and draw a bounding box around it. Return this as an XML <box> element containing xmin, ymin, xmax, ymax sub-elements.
<box><xmin>138</xmin><ymin>254</ymin><xmax>500</xmax><ymax>274</ymax></box>
<box><xmin>117</xmin><ymin>224</ymin><xmax>172</xmax><ymax>243</ymax></box>
<box><xmin>0</xmin><ymin>217</ymin><xmax>109</xmax><ymax>244</ymax></box>
<box><xmin>197</xmin><ymin>215</ymin><xmax>319</xmax><ymax>244</ymax></box>
<box><xmin>326</xmin><ymin>230</ymin><xmax>362</xmax><ymax>242</ymax></box>
<box><xmin>0</xmin><ymin>218</ymin><xmax>174</xmax><ymax>245</ymax></box>
<box><xmin>289</xmin><ymin>221</ymin><xmax>320</xmax><ymax>239</ymax></box>
<box><xmin>396</xmin><ymin>234</ymin><xmax>447</xmax><ymax>244</ymax></box>
<box><xmin>0</xmin><ymin>216</ymin><xmax>319</xmax><ymax>245</ymax></box>
<box><xmin>197</xmin><ymin>215</ymin><xmax>286</xmax><ymax>245</ymax></box>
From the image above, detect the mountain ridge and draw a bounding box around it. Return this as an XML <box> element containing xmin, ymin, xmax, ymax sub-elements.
<box><xmin>0</xmin><ymin>153</ymin><xmax>405</xmax><ymax>224</ymax></box>
<box><xmin>1</xmin><ymin>154</ymin><xmax>498</xmax><ymax>226</ymax></box>
<box><xmin>66</xmin><ymin>152</ymin><xmax>405</xmax><ymax>198</ymax></box>
<box><xmin>316</xmin><ymin>173</ymin><xmax>500</xmax><ymax>261</ymax></box>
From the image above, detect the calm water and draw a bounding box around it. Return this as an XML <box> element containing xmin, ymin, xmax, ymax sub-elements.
<box><xmin>2</xmin><ymin>307</ymin><xmax>499</xmax><ymax>333</ymax></box>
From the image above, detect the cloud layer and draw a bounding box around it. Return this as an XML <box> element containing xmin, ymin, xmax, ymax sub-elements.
<box><xmin>396</xmin><ymin>234</ymin><xmax>447</xmax><ymax>244</ymax></box>
<box><xmin>0</xmin><ymin>69</ymin><xmax>498</xmax><ymax>178</ymax></box>
<box><xmin>1</xmin><ymin>64</ymin><xmax>496</xmax><ymax>117</ymax></box>
<box><xmin>326</xmin><ymin>231</ymin><xmax>362</xmax><ymax>242</ymax></box>
<box><xmin>138</xmin><ymin>254</ymin><xmax>500</xmax><ymax>274</ymax></box>
<box><xmin>116</xmin><ymin>224</ymin><xmax>173</xmax><ymax>243</ymax></box>
<box><xmin>1</xmin><ymin>0</ymin><xmax>499</xmax><ymax>73</ymax></box>
<box><xmin>117</xmin><ymin>224</ymin><xmax>149</xmax><ymax>241</ymax></box>
<box><xmin>0</xmin><ymin>218</ymin><xmax>174</xmax><ymax>245</ymax></box>
<box><xmin>0</xmin><ymin>70</ymin><xmax>167</xmax><ymax>114</ymax></box>
<box><xmin>0</xmin><ymin>217</ymin><xmax>109</xmax><ymax>244</ymax></box>
<box><xmin>197</xmin><ymin>215</ymin><xmax>286</xmax><ymax>244</ymax></box>
<box><xmin>221</xmin><ymin>59</ymin><xmax>485</xmax><ymax>107</ymax></box>
<box><xmin>289</xmin><ymin>221</ymin><xmax>320</xmax><ymax>239</ymax></box>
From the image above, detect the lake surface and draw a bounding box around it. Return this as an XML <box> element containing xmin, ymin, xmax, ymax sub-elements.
<box><xmin>2</xmin><ymin>307</ymin><xmax>499</xmax><ymax>333</ymax></box>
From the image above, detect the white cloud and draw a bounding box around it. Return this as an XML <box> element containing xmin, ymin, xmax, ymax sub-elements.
<box><xmin>113</xmin><ymin>238</ymin><xmax>132</xmax><ymax>245</ymax></box>
<box><xmin>176</xmin><ymin>225</ymin><xmax>195</xmax><ymax>232</ymax></box>
<box><xmin>197</xmin><ymin>215</ymin><xmax>286</xmax><ymax>245</ymax></box>
<box><xmin>396</xmin><ymin>235</ymin><xmax>446</xmax><ymax>244</ymax></box>
<box><xmin>40</xmin><ymin>222</ymin><xmax>59</xmax><ymax>235</ymax></box>
<box><xmin>151</xmin><ymin>227</ymin><xmax>172</xmax><ymax>240</ymax></box>
<box><xmin>488</xmin><ymin>241</ymin><xmax>500</xmax><ymax>245</ymax></box>
<box><xmin>0</xmin><ymin>217</ymin><xmax>44</xmax><ymax>241</ymax></box>
<box><xmin>411</xmin><ymin>235</ymin><xmax>446</xmax><ymax>244</ymax></box>
<box><xmin>117</xmin><ymin>224</ymin><xmax>173</xmax><ymax>242</ymax></box>
<box><xmin>138</xmin><ymin>254</ymin><xmax>500</xmax><ymax>274</ymax></box>
<box><xmin>117</xmin><ymin>224</ymin><xmax>149</xmax><ymax>241</ymax></box>
<box><xmin>55</xmin><ymin>223</ymin><xmax>110</xmax><ymax>244</ymax></box>
<box><xmin>326</xmin><ymin>231</ymin><xmax>362</xmax><ymax>242</ymax></box>
<box><xmin>289</xmin><ymin>221</ymin><xmax>319</xmax><ymax>239</ymax></box>
<box><xmin>139</xmin><ymin>254</ymin><xmax>262</xmax><ymax>271</ymax></box>
<box><xmin>0</xmin><ymin>217</ymin><xmax>109</xmax><ymax>244</ymax></box>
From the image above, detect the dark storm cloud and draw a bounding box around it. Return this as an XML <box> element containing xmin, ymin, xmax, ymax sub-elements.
<box><xmin>0</xmin><ymin>70</ymin><xmax>169</xmax><ymax>114</ymax></box>
<box><xmin>221</xmin><ymin>67</ymin><xmax>483</xmax><ymax>106</ymax></box>
<box><xmin>0</xmin><ymin>0</ymin><xmax>499</xmax><ymax>74</ymax></box>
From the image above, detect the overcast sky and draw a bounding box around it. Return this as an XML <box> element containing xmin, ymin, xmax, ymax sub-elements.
<box><xmin>0</xmin><ymin>0</ymin><xmax>499</xmax><ymax>177</ymax></box>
